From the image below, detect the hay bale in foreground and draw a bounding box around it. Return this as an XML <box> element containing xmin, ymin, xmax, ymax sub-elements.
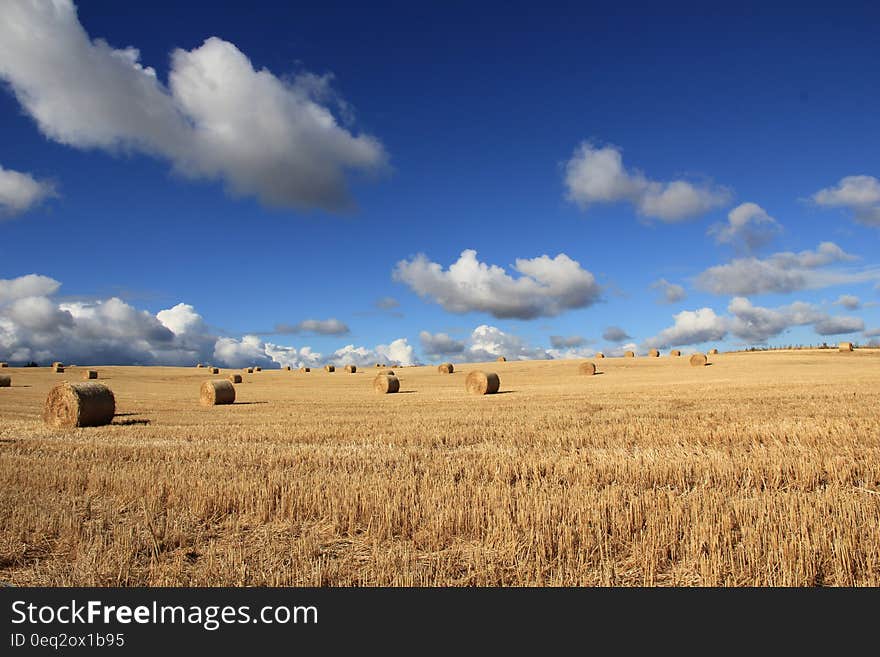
<box><xmin>648</xmin><ymin>349</ymin><xmax>660</xmax><ymax>357</ymax></box>
<box><xmin>373</xmin><ymin>374</ymin><xmax>400</xmax><ymax>394</ymax></box>
<box><xmin>210</xmin><ymin>367</ymin><xmax>219</xmax><ymax>374</ymax></box>
<box><xmin>594</xmin><ymin>353</ymin><xmax>605</xmax><ymax>359</ymax></box>
<box><xmin>299</xmin><ymin>367</ymin><xmax>311</xmax><ymax>373</ymax></box>
<box><xmin>624</xmin><ymin>351</ymin><xmax>635</xmax><ymax>358</ymax></box>
<box><xmin>839</xmin><ymin>342</ymin><xmax>854</xmax><ymax>352</ymax></box>
<box><xmin>579</xmin><ymin>362</ymin><xmax>597</xmax><ymax>375</ymax></box>
<box><xmin>0</xmin><ymin>374</ymin><xmax>10</xmax><ymax>387</ymax></box>
<box><xmin>670</xmin><ymin>350</ymin><xmax>681</xmax><ymax>357</ymax></box>
<box><xmin>344</xmin><ymin>364</ymin><xmax>357</xmax><ymax>373</ymax></box>
<box><xmin>228</xmin><ymin>374</ymin><xmax>243</xmax><ymax>384</ymax></box>
<box><xmin>200</xmin><ymin>380</ymin><xmax>235</xmax><ymax>406</ymax></box>
<box><xmin>438</xmin><ymin>362</ymin><xmax>454</xmax><ymax>374</ymax></box>
<box><xmin>83</xmin><ymin>370</ymin><xmax>98</xmax><ymax>380</ymax></box>
<box><xmin>324</xmin><ymin>365</ymin><xmax>335</xmax><ymax>373</ymax></box>
<box><xmin>708</xmin><ymin>348</ymin><xmax>719</xmax><ymax>355</ymax></box>
<box><xmin>690</xmin><ymin>353</ymin><xmax>708</xmax><ymax>367</ymax></box>
<box><xmin>42</xmin><ymin>382</ymin><xmax>115</xmax><ymax>428</ymax></box>
<box><xmin>466</xmin><ymin>371</ymin><xmax>500</xmax><ymax>395</ymax></box>
<box><xmin>53</xmin><ymin>365</ymin><xmax>64</xmax><ymax>373</ymax></box>
<box><xmin>496</xmin><ymin>356</ymin><xmax>507</xmax><ymax>362</ymax></box>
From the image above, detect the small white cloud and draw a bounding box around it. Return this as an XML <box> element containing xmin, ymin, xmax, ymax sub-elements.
<box><xmin>549</xmin><ymin>335</ymin><xmax>587</xmax><ymax>348</ymax></box>
<box><xmin>0</xmin><ymin>164</ymin><xmax>55</xmax><ymax>217</ymax></box>
<box><xmin>0</xmin><ymin>274</ymin><xmax>61</xmax><ymax>303</ymax></box>
<box><xmin>375</xmin><ymin>296</ymin><xmax>399</xmax><ymax>310</ymax></box>
<box><xmin>274</xmin><ymin>319</ymin><xmax>350</xmax><ymax>336</ymax></box>
<box><xmin>564</xmin><ymin>142</ymin><xmax>731</xmax><ymax>222</ymax></box>
<box><xmin>833</xmin><ymin>294</ymin><xmax>861</xmax><ymax>311</ymax></box>
<box><xmin>651</xmin><ymin>278</ymin><xmax>686</xmax><ymax>304</ymax></box>
<box><xmin>812</xmin><ymin>175</ymin><xmax>880</xmax><ymax>226</ymax></box>
<box><xmin>643</xmin><ymin>308</ymin><xmax>727</xmax><ymax>349</ymax></box>
<box><xmin>602</xmin><ymin>326</ymin><xmax>631</xmax><ymax>342</ymax></box>
<box><xmin>708</xmin><ymin>202</ymin><xmax>781</xmax><ymax>253</ymax></box>
<box><xmin>394</xmin><ymin>249</ymin><xmax>601</xmax><ymax>320</ymax></box>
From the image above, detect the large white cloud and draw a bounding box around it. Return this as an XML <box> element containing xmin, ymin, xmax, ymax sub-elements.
<box><xmin>708</xmin><ymin>202</ymin><xmax>782</xmax><ymax>253</ymax></box>
<box><xmin>0</xmin><ymin>164</ymin><xmax>55</xmax><ymax>216</ymax></box>
<box><xmin>564</xmin><ymin>143</ymin><xmax>731</xmax><ymax>222</ymax></box>
<box><xmin>812</xmin><ymin>175</ymin><xmax>880</xmax><ymax>227</ymax></box>
<box><xmin>394</xmin><ymin>249</ymin><xmax>601</xmax><ymax>319</ymax></box>
<box><xmin>0</xmin><ymin>1</ymin><xmax>386</xmax><ymax>211</ymax></box>
<box><xmin>694</xmin><ymin>242</ymin><xmax>877</xmax><ymax>296</ymax></box>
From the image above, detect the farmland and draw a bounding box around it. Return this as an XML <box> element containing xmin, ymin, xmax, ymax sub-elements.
<box><xmin>1</xmin><ymin>349</ymin><xmax>879</xmax><ymax>586</ymax></box>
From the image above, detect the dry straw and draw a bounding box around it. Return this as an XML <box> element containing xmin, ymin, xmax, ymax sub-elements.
<box><xmin>624</xmin><ymin>351</ymin><xmax>635</xmax><ymax>358</ymax></box>
<box><xmin>228</xmin><ymin>374</ymin><xmax>243</xmax><ymax>384</ymax></box>
<box><xmin>438</xmin><ymin>362</ymin><xmax>454</xmax><ymax>374</ymax></box>
<box><xmin>210</xmin><ymin>367</ymin><xmax>219</xmax><ymax>374</ymax></box>
<box><xmin>690</xmin><ymin>353</ymin><xmax>708</xmax><ymax>367</ymax></box>
<box><xmin>83</xmin><ymin>370</ymin><xmax>98</xmax><ymax>380</ymax></box>
<box><xmin>43</xmin><ymin>381</ymin><xmax>115</xmax><ymax>428</ymax></box>
<box><xmin>53</xmin><ymin>365</ymin><xmax>64</xmax><ymax>373</ymax></box>
<box><xmin>670</xmin><ymin>350</ymin><xmax>681</xmax><ymax>357</ymax></box>
<box><xmin>496</xmin><ymin>356</ymin><xmax>507</xmax><ymax>362</ymax></box>
<box><xmin>648</xmin><ymin>349</ymin><xmax>660</xmax><ymax>357</ymax></box>
<box><xmin>839</xmin><ymin>342</ymin><xmax>854</xmax><ymax>352</ymax></box>
<box><xmin>344</xmin><ymin>365</ymin><xmax>357</xmax><ymax>373</ymax></box>
<box><xmin>200</xmin><ymin>380</ymin><xmax>235</xmax><ymax>406</ymax></box>
<box><xmin>377</xmin><ymin>369</ymin><xmax>395</xmax><ymax>375</ymax></box>
<box><xmin>594</xmin><ymin>353</ymin><xmax>605</xmax><ymax>359</ymax></box>
<box><xmin>0</xmin><ymin>374</ymin><xmax>10</xmax><ymax>387</ymax></box>
<box><xmin>466</xmin><ymin>371</ymin><xmax>500</xmax><ymax>395</ymax></box>
<box><xmin>373</xmin><ymin>374</ymin><xmax>400</xmax><ymax>394</ymax></box>
<box><xmin>579</xmin><ymin>362</ymin><xmax>597</xmax><ymax>375</ymax></box>
<box><xmin>325</xmin><ymin>365</ymin><xmax>335</xmax><ymax>373</ymax></box>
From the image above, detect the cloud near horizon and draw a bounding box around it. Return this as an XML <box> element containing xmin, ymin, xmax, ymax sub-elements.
<box><xmin>0</xmin><ymin>0</ymin><xmax>387</xmax><ymax>212</ymax></box>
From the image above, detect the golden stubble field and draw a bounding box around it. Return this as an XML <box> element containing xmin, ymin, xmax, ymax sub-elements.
<box><xmin>1</xmin><ymin>350</ymin><xmax>879</xmax><ymax>586</ymax></box>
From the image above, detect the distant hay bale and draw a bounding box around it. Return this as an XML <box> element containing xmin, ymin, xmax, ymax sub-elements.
<box><xmin>210</xmin><ymin>367</ymin><xmax>219</xmax><ymax>374</ymax></box>
<box><xmin>83</xmin><ymin>370</ymin><xmax>98</xmax><ymax>380</ymax></box>
<box><xmin>228</xmin><ymin>374</ymin><xmax>243</xmax><ymax>384</ymax></box>
<box><xmin>438</xmin><ymin>362</ymin><xmax>454</xmax><ymax>374</ymax></box>
<box><xmin>708</xmin><ymin>348</ymin><xmax>719</xmax><ymax>355</ymax></box>
<box><xmin>496</xmin><ymin>356</ymin><xmax>507</xmax><ymax>362</ymax></box>
<box><xmin>299</xmin><ymin>367</ymin><xmax>311</xmax><ymax>373</ymax></box>
<box><xmin>196</xmin><ymin>363</ymin><xmax>204</xmax><ymax>368</ymax></box>
<box><xmin>624</xmin><ymin>351</ymin><xmax>635</xmax><ymax>358</ymax></box>
<box><xmin>648</xmin><ymin>349</ymin><xmax>660</xmax><ymax>357</ymax></box>
<box><xmin>200</xmin><ymin>379</ymin><xmax>235</xmax><ymax>406</ymax></box>
<box><xmin>375</xmin><ymin>363</ymin><xmax>382</xmax><ymax>368</ymax></box>
<box><xmin>324</xmin><ymin>365</ymin><xmax>335</xmax><ymax>373</ymax></box>
<box><xmin>839</xmin><ymin>342</ymin><xmax>854</xmax><ymax>352</ymax></box>
<box><xmin>373</xmin><ymin>374</ymin><xmax>400</xmax><ymax>394</ymax></box>
<box><xmin>42</xmin><ymin>382</ymin><xmax>115</xmax><ymax>428</ymax></box>
<box><xmin>283</xmin><ymin>365</ymin><xmax>291</xmax><ymax>371</ymax></box>
<box><xmin>52</xmin><ymin>361</ymin><xmax>63</xmax><ymax>368</ymax></box>
<box><xmin>579</xmin><ymin>362</ymin><xmax>597</xmax><ymax>375</ymax></box>
<box><xmin>466</xmin><ymin>370</ymin><xmax>500</xmax><ymax>395</ymax></box>
<box><xmin>0</xmin><ymin>374</ymin><xmax>10</xmax><ymax>387</ymax></box>
<box><xmin>690</xmin><ymin>353</ymin><xmax>708</xmax><ymax>367</ymax></box>
<box><xmin>377</xmin><ymin>368</ymin><xmax>395</xmax><ymax>375</ymax></box>
<box><xmin>245</xmin><ymin>367</ymin><xmax>253</xmax><ymax>374</ymax></box>
<box><xmin>53</xmin><ymin>365</ymin><xmax>64</xmax><ymax>373</ymax></box>
<box><xmin>0</xmin><ymin>362</ymin><xmax>8</xmax><ymax>367</ymax></box>
<box><xmin>344</xmin><ymin>364</ymin><xmax>357</xmax><ymax>373</ymax></box>
<box><xmin>594</xmin><ymin>353</ymin><xmax>605</xmax><ymax>359</ymax></box>
<box><xmin>255</xmin><ymin>366</ymin><xmax>262</xmax><ymax>372</ymax></box>
<box><xmin>670</xmin><ymin>350</ymin><xmax>681</xmax><ymax>357</ymax></box>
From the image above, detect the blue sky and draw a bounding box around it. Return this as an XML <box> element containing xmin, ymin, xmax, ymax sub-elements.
<box><xmin>1</xmin><ymin>1</ymin><xmax>879</xmax><ymax>367</ymax></box>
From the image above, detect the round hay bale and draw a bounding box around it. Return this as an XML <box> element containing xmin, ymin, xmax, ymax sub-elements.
<box><xmin>324</xmin><ymin>365</ymin><xmax>335</xmax><ymax>373</ymax></box>
<box><xmin>708</xmin><ymin>348</ymin><xmax>719</xmax><ymax>355</ymax></box>
<box><xmin>200</xmin><ymin>379</ymin><xmax>235</xmax><ymax>406</ymax></box>
<box><xmin>373</xmin><ymin>374</ymin><xmax>400</xmax><ymax>394</ymax></box>
<box><xmin>838</xmin><ymin>342</ymin><xmax>854</xmax><ymax>352</ymax></box>
<box><xmin>245</xmin><ymin>367</ymin><xmax>253</xmax><ymax>374</ymax></box>
<box><xmin>210</xmin><ymin>367</ymin><xmax>219</xmax><ymax>374</ymax></box>
<box><xmin>594</xmin><ymin>353</ymin><xmax>605</xmax><ymax>359</ymax></box>
<box><xmin>52</xmin><ymin>361</ymin><xmax>63</xmax><ymax>368</ymax></box>
<box><xmin>254</xmin><ymin>366</ymin><xmax>262</xmax><ymax>372</ymax></box>
<box><xmin>53</xmin><ymin>365</ymin><xmax>64</xmax><ymax>373</ymax></box>
<box><xmin>196</xmin><ymin>363</ymin><xmax>204</xmax><ymax>368</ymax></box>
<box><xmin>648</xmin><ymin>349</ymin><xmax>660</xmax><ymax>357</ymax></box>
<box><xmin>670</xmin><ymin>350</ymin><xmax>681</xmax><ymax>357</ymax></box>
<box><xmin>690</xmin><ymin>353</ymin><xmax>708</xmax><ymax>367</ymax></box>
<box><xmin>42</xmin><ymin>382</ymin><xmax>115</xmax><ymax>428</ymax></box>
<box><xmin>299</xmin><ymin>367</ymin><xmax>311</xmax><ymax>373</ymax></box>
<box><xmin>438</xmin><ymin>362</ymin><xmax>454</xmax><ymax>374</ymax></box>
<box><xmin>0</xmin><ymin>362</ymin><xmax>8</xmax><ymax>367</ymax></box>
<box><xmin>83</xmin><ymin>370</ymin><xmax>98</xmax><ymax>380</ymax></box>
<box><xmin>624</xmin><ymin>351</ymin><xmax>635</xmax><ymax>358</ymax></box>
<box><xmin>0</xmin><ymin>374</ymin><xmax>10</xmax><ymax>387</ymax></box>
<box><xmin>375</xmin><ymin>363</ymin><xmax>382</xmax><ymax>368</ymax></box>
<box><xmin>344</xmin><ymin>364</ymin><xmax>357</xmax><ymax>373</ymax></box>
<box><xmin>466</xmin><ymin>370</ymin><xmax>500</xmax><ymax>395</ymax></box>
<box><xmin>228</xmin><ymin>374</ymin><xmax>243</xmax><ymax>384</ymax></box>
<box><xmin>283</xmin><ymin>365</ymin><xmax>291</xmax><ymax>371</ymax></box>
<box><xmin>579</xmin><ymin>362</ymin><xmax>597</xmax><ymax>375</ymax></box>
<box><xmin>496</xmin><ymin>356</ymin><xmax>507</xmax><ymax>362</ymax></box>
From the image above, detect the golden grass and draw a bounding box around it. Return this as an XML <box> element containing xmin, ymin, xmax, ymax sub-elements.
<box><xmin>1</xmin><ymin>350</ymin><xmax>880</xmax><ymax>586</ymax></box>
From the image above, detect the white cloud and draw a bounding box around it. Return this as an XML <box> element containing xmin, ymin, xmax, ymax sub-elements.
<box><xmin>213</xmin><ymin>335</ymin><xmax>276</xmax><ymax>369</ymax></box>
<box><xmin>643</xmin><ymin>308</ymin><xmax>727</xmax><ymax>349</ymax></box>
<box><xmin>602</xmin><ymin>326</ymin><xmax>631</xmax><ymax>342</ymax></box>
<box><xmin>0</xmin><ymin>1</ymin><xmax>386</xmax><ymax>211</ymax></box>
<box><xmin>375</xmin><ymin>296</ymin><xmax>399</xmax><ymax>310</ymax></box>
<box><xmin>694</xmin><ymin>242</ymin><xmax>876</xmax><ymax>296</ymax></box>
<box><xmin>274</xmin><ymin>318</ymin><xmax>350</xmax><ymax>336</ymax></box>
<box><xmin>833</xmin><ymin>294</ymin><xmax>861</xmax><ymax>310</ymax></box>
<box><xmin>467</xmin><ymin>325</ymin><xmax>552</xmax><ymax>361</ymax></box>
<box><xmin>0</xmin><ymin>164</ymin><xmax>54</xmax><ymax>216</ymax></box>
<box><xmin>651</xmin><ymin>278</ymin><xmax>686</xmax><ymax>304</ymax></box>
<box><xmin>708</xmin><ymin>202</ymin><xmax>781</xmax><ymax>252</ymax></box>
<box><xmin>564</xmin><ymin>142</ymin><xmax>731</xmax><ymax>222</ymax></box>
<box><xmin>157</xmin><ymin>302</ymin><xmax>206</xmax><ymax>335</ymax></box>
<box><xmin>812</xmin><ymin>175</ymin><xmax>880</xmax><ymax>226</ymax></box>
<box><xmin>0</xmin><ymin>274</ymin><xmax>61</xmax><ymax>302</ymax></box>
<box><xmin>393</xmin><ymin>249</ymin><xmax>600</xmax><ymax>319</ymax></box>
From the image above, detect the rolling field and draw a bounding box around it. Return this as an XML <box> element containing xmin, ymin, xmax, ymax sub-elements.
<box><xmin>1</xmin><ymin>350</ymin><xmax>879</xmax><ymax>586</ymax></box>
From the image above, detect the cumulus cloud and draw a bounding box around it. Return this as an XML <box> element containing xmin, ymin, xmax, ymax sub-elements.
<box><xmin>0</xmin><ymin>164</ymin><xmax>55</xmax><ymax>216</ymax></box>
<box><xmin>393</xmin><ymin>249</ymin><xmax>600</xmax><ymax>320</ymax></box>
<box><xmin>833</xmin><ymin>294</ymin><xmax>861</xmax><ymax>310</ymax></box>
<box><xmin>651</xmin><ymin>278</ymin><xmax>686</xmax><ymax>304</ymax></box>
<box><xmin>273</xmin><ymin>319</ymin><xmax>350</xmax><ymax>336</ymax></box>
<box><xmin>564</xmin><ymin>142</ymin><xmax>731</xmax><ymax>222</ymax></box>
<box><xmin>708</xmin><ymin>202</ymin><xmax>781</xmax><ymax>253</ymax></box>
<box><xmin>0</xmin><ymin>274</ymin><xmax>60</xmax><ymax>303</ymax></box>
<box><xmin>643</xmin><ymin>308</ymin><xmax>727</xmax><ymax>349</ymax></box>
<box><xmin>0</xmin><ymin>0</ymin><xmax>386</xmax><ymax>211</ymax></box>
<box><xmin>549</xmin><ymin>335</ymin><xmax>588</xmax><ymax>348</ymax></box>
<box><xmin>602</xmin><ymin>326</ymin><xmax>632</xmax><ymax>342</ymax></box>
<box><xmin>419</xmin><ymin>331</ymin><xmax>466</xmax><ymax>359</ymax></box>
<box><xmin>812</xmin><ymin>175</ymin><xmax>880</xmax><ymax>226</ymax></box>
<box><xmin>375</xmin><ymin>296</ymin><xmax>399</xmax><ymax>310</ymax></box>
<box><xmin>694</xmin><ymin>242</ymin><xmax>876</xmax><ymax>296</ymax></box>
